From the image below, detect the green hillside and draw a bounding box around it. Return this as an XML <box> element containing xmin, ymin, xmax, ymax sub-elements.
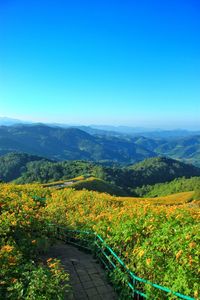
<box><xmin>127</xmin><ymin>156</ymin><xmax>200</xmax><ymax>188</ymax></box>
<box><xmin>1</xmin><ymin>124</ymin><xmax>200</xmax><ymax>166</ymax></box>
<box><xmin>14</xmin><ymin>159</ymin><xmax>103</xmax><ymax>184</ymax></box>
<box><xmin>1</xmin><ymin>153</ymin><xmax>200</xmax><ymax>197</ymax></box>
<box><xmin>69</xmin><ymin>177</ymin><xmax>126</xmax><ymax>196</ymax></box>
<box><xmin>132</xmin><ymin>135</ymin><xmax>200</xmax><ymax>167</ymax></box>
<box><xmin>156</xmin><ymin>136</ymin><xmax>200</xmax><ymax>167</ymax></box>
<box><xmin>0</xmin><ymin>152</ymin><xmax>48</xmax><ymax>182</ymax></box>
<box><xmin>0</xmin><ymin>124</ymin><xmax>155</xmax><ymax>163</ymax></box>
<box><xmin>134</xmin><ymin>176</ymin><xmax>200</xmax><ymax>197</ymax></box>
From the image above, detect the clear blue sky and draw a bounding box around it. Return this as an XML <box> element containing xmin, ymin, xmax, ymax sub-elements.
<box><xmin>0</xmin><ymin>0</ymin><xmax>200</xmax><ymax>128</ymax></box>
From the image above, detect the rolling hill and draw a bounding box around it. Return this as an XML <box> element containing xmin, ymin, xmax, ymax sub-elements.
<box><xmin>1</xmin><ymin>124</ymin><xmax>200</xmax><ymax>166</ymax></box>
<box><xmin>133</xmin><ymin>135</ymin><xmax>200</xmax><ymax>167</ymax></box>
<box><xmin>134</xmin><ymin>176</ymin><xmax>200</xmax><ymax>197</ymax></box>
<box><xmin>64</xmin><ymin>177</ymin><xmax>126</xmax><ymax>196</ymax></box>
<box><xmin>1</xmin><ymin>153</ymin><xmax>200</xmax><ymax>197</ymax></box>
<box><xmin>0</xmin><ymin>124</ymin><xmax>156</xmax><ymax>163</ymax></box>
<box><xmin>155</xmin><ymin>135</ymin><xmax>200</xmax><ymax>167</ymax></box>
<box><xmin>0</xmin><ymin>152</ymin><xmax>48</xmax><ymax>182</ymax></box>
<box><xmin>109</xmin><ymin>156</ymin><xmax>200</xmax><ymax>191</ymax></box>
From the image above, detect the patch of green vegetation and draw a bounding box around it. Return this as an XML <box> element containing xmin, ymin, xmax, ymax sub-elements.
<box><xmin>0</xmin><ymin>152</ymin><xmax>47</xmax><ymax>182</ymax></box>
<box><xmin>1</xmin><ymin>153</ymin><xmax>200</xmax><ymax>197</ymax></box>
<box><xmin>193</xmin><ymin>188</ymin><xmax>200</xmax><ymax>200</ymax></box>
<box><xmin>134</xmin><ymin>176</ymin><xmax>200</xmax><ymax>197</ymax></box>
<box><xmin>14</xmin><ymin>159</ymin><xmax>97</xmax><ymax>184</ymax></box>
<box><xmin>69</xmin><ymin>177</ymin><xmax>126</xmax><ymax>196</ymax></box>
<box><xmin>128</xmin><ymin>156</ymin><xmax>200</xmax><ymax>186</ymax></box>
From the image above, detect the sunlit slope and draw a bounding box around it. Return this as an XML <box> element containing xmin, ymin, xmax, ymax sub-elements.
<box><xmin>119</xmin><ymin>191</ymin><xmax>195</xmax><ymax>205</ymax></box>
<box><xmin>70</xmin><ymin>177</ymin><xmax>126</xmax><ymax>195</ymax></box>
<box><xmin>1</xmin><ymin>183</ymin><xmax>199</xmax><ymax>299</ymax></box>
<box><xmin>43</xmin><ymin>178</ymin><xmax>197</xmax><ymax>205</ymax></box>
<box><xmin>43</xmin><ymin>177</ymin><xmax>126</xmax><ymax>196</ymax></box>
<box><xmin>134</xmin><ymin>176</ymin><xmax>200</xmax><ymax>197</ymax></box>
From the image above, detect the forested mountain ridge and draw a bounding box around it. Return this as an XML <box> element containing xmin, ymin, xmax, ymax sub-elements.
<box><xmin>132</xmin><ymin>135</ymin><xmax>200</xmax><ymax>167</ymax></box>
<box><xmin>1</xmin><ymin>124</ymin><xmax>200</xmax><ymax>166</ymax></box>
<box><xmin>1</xmin><ymin>118</ymin><xmax>199</xmax><ymax>138</ymax></box>
<box><xmin>0</xmin><ymin>152</ymin><xmax>49</xmax><ymax>182</ymax></box>
<box><xmin>0</xmin><ymin>124</ymin><xmax>156</xmax><ymax>163</ymax></box>
<box><xmin>1</xmin><ymin>153</ymin><xmax>200</xmax><ymax>197</ymax></box>
<box><xmin>155</xmin><ymin>135</ymin><xmax>200</xmax><ymax>167</ymax></box>
<box><xmin>104</xmin><ymin>156</ymin><xmax>200</xmax><ymax>192</ymax></box>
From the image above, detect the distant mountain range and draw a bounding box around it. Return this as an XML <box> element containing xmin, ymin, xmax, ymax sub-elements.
<box><xmin>0</xmin><ymin>117</ymin><xmax>200</xmax><ymax>138</ymax></box>
<box><xmin>89</xmin><ymin>125</ymin><xmax>200</xmax><ymax>138</ymax></box>
<box><xmin>0</xmin><ymin>123</ymin><xmax>200</xmax><ymax>166</ymax></box>
<box><xmin>0</xmin><ymin>117</ymin><xmax>26</xmax><ymax>126</ymax></box>
<box><xmin>0</xmin><ymin>124</ymin><xmax>156</xmax><ymax>163</ymax></box>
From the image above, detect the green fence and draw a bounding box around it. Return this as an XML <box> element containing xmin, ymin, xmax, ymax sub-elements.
<box><xmin>47</xmin><ymin>224</ymin><xmax>195</xmax><ymax>300</ymax></box>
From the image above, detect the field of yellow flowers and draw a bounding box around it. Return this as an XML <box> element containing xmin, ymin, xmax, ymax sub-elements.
<box><xmin>0</xmin><ymin>184</ymin><xmax>70</xmax><ymax>299</ymax></box>
<box><xmin>1</xmin><ymin>183</ymin><xmax>199</xmax><ymax>299</ymax></box>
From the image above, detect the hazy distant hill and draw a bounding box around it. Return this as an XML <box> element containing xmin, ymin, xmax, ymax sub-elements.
<box><xmin>132</xmin><ymin>135</ymin><xmax>200</xmax><ymax>167</ymax></box>
<box><xmin>89</xmin><ymin>125</ymin><xmax>200</xmax><ymax>138</ymax></box>
<box><xmin>1</xmin><ymin>117</ymin><xmax>200</xmax><ymax>137</ymax></box>
<box><xmin>0</xmin><ymin>117</ymin><xmax>29</xmax><ymax>126</ymax></box>
<box><xmin>0</xmin><ymin>124</ymin><xmax>200</xmax><ymax>166</ymax></box>
<box><xmin>155</xmin><ymin>136</ymin><xmax>200</xmax><ymax>167</ymax></box>
<box><xmin>0</xmin><ymin>124</ymin><xmax>155</xmax><ymax>163</ymax></box>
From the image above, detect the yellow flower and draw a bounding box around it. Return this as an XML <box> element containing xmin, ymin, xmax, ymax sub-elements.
<box><xmin>138</xmin><ymin>249</ymin><xmax>145</xmax><ymax>257</ymax></box>
<box><xmin>1</xmin><ymin>245</ymin><xmax>13</xmax><ymax>252</ymax></box>
<box><xmin>125</xmin><ymin>252</ymin><xmax>129</xmax><ymax>257</ymax></box>
<box><xmin>31</xmin><ymin>240</ymin><xmax>36</xmax><ymax>244</ymax></box>
<box><xmin>146</xmin><ymin>258</ymin><xmax>151</xmax><ymax>265</ymax></box>
<box><xmin>49</xmin><ymin>263</ymin><xmax>57</xmax><ymax>268</ymax></box>
<box><xmin>189</xmin><ymin>255</ymin><xmax>193</xmax><ymax>266</ymax></box>
<box><xmin>189</xmin><ymin>242</ymin><xmax>196</xmax><ymax>249</ymax></box>
<box><xmin>194</xmin><ymin>291</ymin><xmax>198</xmax><ymax>298</ymax></box>
<box><xmin>185</xmin><ymin>234</ymin><xmax>190</xmax><ymax>240</ymax></box>
<box><xmin>176</xmin><ymin>250</ymin><xmax>183</xmax><ymax>260</ymax></box>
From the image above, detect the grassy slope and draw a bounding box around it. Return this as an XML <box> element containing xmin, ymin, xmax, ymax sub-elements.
<box><xmin>43</xmin><ymin>177</ymin><xmax>196</xmax><ymax>205</ymax></box>
<box><xmin>52</xmin><ymin>177</ymin><xmax>126</xmax><ymax>196</ymax></box>
<box><xmin>42</xmin><ymin>173</ymin><xmax>198</xmax><ymax>203</ymax></box>
<box><xmin>120</xmin><ymin>191</ymin><xmax>195</xmax><ymax>205</ymax></box>
<box><xmin>134</xmin><ymin>176</ymin><xmax>200</xmax><ymax>197</ymax></box>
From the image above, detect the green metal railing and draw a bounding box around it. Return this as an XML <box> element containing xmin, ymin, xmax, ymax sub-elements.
<box><xmin>47</xmin><ymin>224</ymin><xmax>195</xmax><ymax>300</ymax></box>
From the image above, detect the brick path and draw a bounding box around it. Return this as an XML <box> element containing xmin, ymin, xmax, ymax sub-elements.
<box><xmin>46</xmin><ymin>242</ymin><xmax>118</xmax><ymax>300</ymax></box>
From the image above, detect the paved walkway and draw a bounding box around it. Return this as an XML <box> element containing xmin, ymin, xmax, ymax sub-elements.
<box><xmin>45</xmin><ymin>242</ymin><xmax>118</xmax><ymax>300</ymax></box>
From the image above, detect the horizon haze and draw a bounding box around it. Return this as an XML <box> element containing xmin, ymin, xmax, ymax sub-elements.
<box><xmin>0</xmin><ymin>116</ymin><xmax>200</xmax><ymax>132</ymax></box>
